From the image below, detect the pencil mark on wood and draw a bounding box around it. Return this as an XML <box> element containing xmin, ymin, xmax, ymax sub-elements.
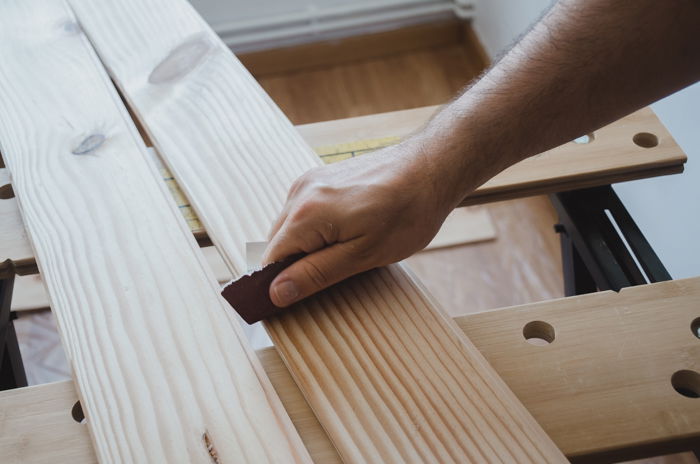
<box><xmin>71</xmin><ymin>134</ymin><xmax>105</xmax><ymax>155</ymax></box>
<box><xmin>61</xmin><ymin>20</ymin><xmax>82</xmax><ymax>35</ymax></box>
<box><xmin>148</xmin><ymin>35</ymin><xmax>213</xmax><ymax>84</ymax></box>
<box><xmin>202</xmin><ymin>431</ymin><xmax>221</xmax><ymax>464</ymax></box>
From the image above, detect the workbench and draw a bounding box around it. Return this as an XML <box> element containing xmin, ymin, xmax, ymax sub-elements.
<box><xmin>0</xmin><ymin>1</ymin><xmax>698</xmax><ymax>463</ymax></box>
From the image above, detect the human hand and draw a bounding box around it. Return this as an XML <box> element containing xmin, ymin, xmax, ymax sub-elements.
<box><xmin>262</xmin><ymin>139</ymin><xmax>463</xmax><ymax>307</ymax></box>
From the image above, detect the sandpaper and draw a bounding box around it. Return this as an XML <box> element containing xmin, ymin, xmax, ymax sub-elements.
<box><xmin>221</xmin><ymin>253</ymin><xmax>305</xmax><ymax>324</ymax></box>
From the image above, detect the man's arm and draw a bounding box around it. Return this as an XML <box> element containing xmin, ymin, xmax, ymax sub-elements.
<box><xmin>263</xmin><ymin>0</ymin><xmax>700</xmax><ymax>307</ymax></box>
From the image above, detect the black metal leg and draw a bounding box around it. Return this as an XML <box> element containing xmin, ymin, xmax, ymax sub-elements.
<box><xmin>0</xmin><ymin>273</ymin><xmax>27</xmax><ymax>390</ymax></box>
<box><xmin>550</xmin><ymin>185</ymin><xmax>671</xmax><ymax>295</ymax></box>
<box><xmin>557</xmin><ymin>224</ymin><xmax>597</xmax><ymax>297</ymax></box>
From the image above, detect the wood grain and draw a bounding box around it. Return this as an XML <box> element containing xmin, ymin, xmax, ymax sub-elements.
<box><xmin>0</xmin><ymin>1</ymin><xmax>310</xmax><ymax>462</ymax></box>
<box><xmin>68</xmin><ymin>0</ymin><xmax>566</xmax><ymax>461</ymax></box>
<box><xmin>4</xmin><ymin>277</ymin><xmax>699</xmax><ymax>463</ymax></box>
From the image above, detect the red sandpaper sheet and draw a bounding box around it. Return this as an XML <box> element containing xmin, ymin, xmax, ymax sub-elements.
<box><xmin>220</xmin><ymin>254</ymin><xmax>304</xmax><ymax>324</ymax></box>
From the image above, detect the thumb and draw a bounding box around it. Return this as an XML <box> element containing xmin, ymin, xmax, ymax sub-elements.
<box><xmin>269</xmin><ymin>240</ymin><xmax>369</xmax><ymax>307</ymax></box>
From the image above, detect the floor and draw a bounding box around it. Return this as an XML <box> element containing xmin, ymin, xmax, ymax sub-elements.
<box><xmin>12</xmin><ymin>32</ymin><xmax>697</xmax><ymax>463</ymax></box>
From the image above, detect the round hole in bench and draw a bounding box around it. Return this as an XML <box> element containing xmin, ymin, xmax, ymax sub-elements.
<box><xmin>71</xmin><ymin>400</ymin><xmax>86</xmax><ymax>424</ymax></box>
<box><xmin>671</xmin><ymin>370</ymin><xmax>700</xmax><ymax>398</ymax></box>
<box><xmin>691</xmin><ymin>317</ymin><xmax>700</xmax><ymax>339</ymax></box>
<box><xmin>573</xmin><ymin>133</ymin><xmax>595</xmax><ymax>144</ymax></box>
<box><xmin>523</xmin><ymin>320</ymin><xmax>555</xmax><ymax>346</ymax></box>
<box><xmin>632</xmin><ymin>132</ymin><xmax>658</xmax><ymax>148</ymax></box>
<box><xmin>0</xmin><ymin>183</ymin><xmax>14</xmax><ymax>199</ymax></box>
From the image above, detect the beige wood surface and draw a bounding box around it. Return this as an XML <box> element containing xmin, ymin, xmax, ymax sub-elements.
<box><xmin>68</xmin><ymin>0</ymin><xmax>565</xmax><ymax>461</ymax></box>
<box><xmin>4</xmin><ymin>278</ymin><xmax>699</xmax><ymax>463</ymax></box>
<box><xmin>0</xmin><ymin>105</ymin><xmax>684</xmax><ymax>279</ymax></box>
<box><xmin>0</xmin><ymin>2</ymin><xmax>310</xmax><ymax>462</ymax></box>
<box><xmin>459</xmin><ymin>278</ymin><xmax>700</xmax><ymax>462</ymax></box>
<box><xmin>297</xmin><ymin>105</ymin><xmax>686</xmax><ymax>206</ymax></box>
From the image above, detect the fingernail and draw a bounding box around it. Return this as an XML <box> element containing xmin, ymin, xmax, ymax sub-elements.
<box><xmin>272</xmin><ymin>279</ymin><xmax>299</xmax><ymax>307</ymax></box>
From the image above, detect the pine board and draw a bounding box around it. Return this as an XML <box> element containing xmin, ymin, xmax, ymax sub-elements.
<box><xmin>67</xmin><ymin>0</ymin><xmax>566</xmax><ymax>461</ymax></box>
<box><xmin>3</xmin><ymin>277</ymin><xmax>699</xmax><ymax>463</ymax></box>
<box><xmin>0</xmin><ymin>1</ymin><xmax>310</xmax><ymax>462</ymax></box>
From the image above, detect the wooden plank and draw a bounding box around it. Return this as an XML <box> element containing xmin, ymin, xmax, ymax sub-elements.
<box><xmin>0</xmin><ymin>2</ymin><xmax>310</xmax><ymax>462</ymax></box>
<box><xmin>69</xmin><ymin>0</ymin><xmax>566</xmax><ymax>462</ymax></box>
<box><xmin>297</xmin><ymin>105</ymin><xmax>686</xmax><ymax>208</ymax></box>
<box><xmin>5</xmin><ymin>277</ymin><xmax>700</xmax><ymax>462</ymax></box>
<box><xmin>0</xmin><ymin>105</ymin><xmax>684</xmax><ymax>279</ymax></box>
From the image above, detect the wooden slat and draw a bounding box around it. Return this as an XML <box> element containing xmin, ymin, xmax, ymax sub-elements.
<box><xmin>4</xmin><ymin>278</ymin><xmax>699</xmax><ymax>463</ymax></box>
<box><xmin>68</xmin><ymin>0</ymin><xmax>566</xmax><ymax>462</ymax></box>
<box><xmin>297</xmin><ymin>105</ymin><xmax>686</xmax><ymax>207</ymax></box>
<box><xmin>0</xmin><ymin>105</ymin><xmax>684</xmax><ymax>278</ymax></box>
<box><xmin>0</xmin><ymin>2</ymin><xmax>310</xmax><ymax>462</ymax></box>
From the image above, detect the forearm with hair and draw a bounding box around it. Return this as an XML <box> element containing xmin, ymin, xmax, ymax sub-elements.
<box><xmin>413</xmin><ymin>0</ymin><xmax>700</xmax><ymax>207</ymax></box>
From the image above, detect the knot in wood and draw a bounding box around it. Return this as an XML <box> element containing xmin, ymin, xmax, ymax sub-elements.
<box><xmin>148</xmin><ymin>35</ymin><xmax>213</xmax><ymax>84</ymax></box>
<box><xmin>72</xmin><ymin>134</ymin><xmax>105</xmax><ymax>155</ymax></box>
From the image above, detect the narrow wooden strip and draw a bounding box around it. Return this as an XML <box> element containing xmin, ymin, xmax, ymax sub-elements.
<box><xmin>0</xmin><ymin>2</ymin><xmax>309</xmax><ymax>462</ymax></box>
<box><xmin>5</xmin><ymin>278</ymin><xmax>699</xmax><ymax>462</ymax></box>
<box><xmin>68</xmin><ymin>0</ymin><xmax>566</xmax><ymax>461</ymax></box>
<box><xmin>297</xmin><ymin>106</ymin><xmax>686</xmax><ymax>208</ymax></box>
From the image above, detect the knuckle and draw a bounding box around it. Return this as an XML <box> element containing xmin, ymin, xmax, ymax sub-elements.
<box><xmin>341</xmin><ymin>240</ymin><xmax>378</xmax><ymax>268</ymax></box>
<box><xmin>290</xmin><ymin>200</ymin><xmax>321</xmax><ymax>222</ymax></box>
<box><xmin>300</xmin><ymin>260</ymin><xmax>329</xmax><ymax>290</ymax></box>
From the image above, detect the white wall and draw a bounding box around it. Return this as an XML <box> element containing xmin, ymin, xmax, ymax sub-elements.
<box><xmin>190</xmin><ymin>0</ymin><xmax>463</xmax><ymax>51</ymax></box>
<box><xmin>473</xmin><ymin>0</ymin><xmax>700</xmax><ymax>279</ymax></box>
<box><xmin>472</xmin><ymin>0</ymin><xmax>552</xmax><ymax>58</ymax></box>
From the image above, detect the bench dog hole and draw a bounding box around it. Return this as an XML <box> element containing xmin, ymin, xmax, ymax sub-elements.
<box><xmin>691</xmin><ymin>317</ymin><xmax>700</xmax><ymax>339</ymax></box>
<box><xmin>671</xmin><ymin>370</ymin><xmax>700</xmax><ymax>398</ymax></box>
<box><xmin>0</xmin><ymin>183</ymin><xmax>14</xmax><ymax>199</ymax></box>
<box><xmin>71</xmin><ymin>400</ymin><xmax>87</xmax><ymax>424</ymax></box>
<box><xmin>523</xmin><ymin>320</ymin><xmax>555</xmax><ymax>346</ymax></box>
<box><xmin>632</xmin><ymin>132</ymin><xmax>658</xmax><ymax>148</ymax></box>
<box><xmin>573</xmin><ymin>133</ymin><xmax>595</xmax><ymax>144</ymax></box>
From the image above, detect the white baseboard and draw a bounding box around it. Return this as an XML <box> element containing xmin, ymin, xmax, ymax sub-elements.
<box><xmin>205</xmin><ymin>0</ymin><xmax>474</xmax><ymax>53</ymax></box>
